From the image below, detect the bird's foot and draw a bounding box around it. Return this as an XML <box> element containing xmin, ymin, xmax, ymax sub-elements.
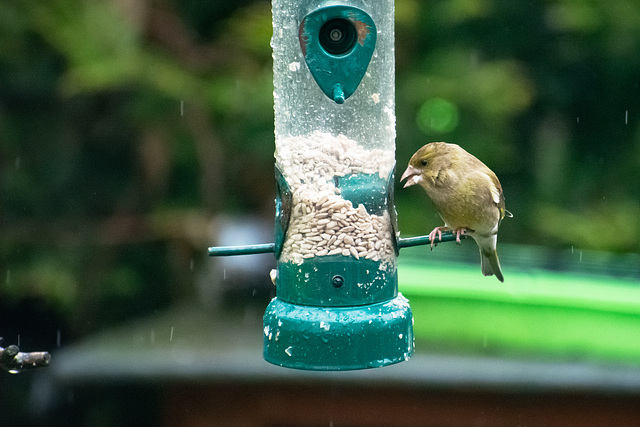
<box><xmin>428</xmin><ymin>226</ymin><xmax>449</xmax><ymax>250</ymax></box>
<box><xmin>454</xmin><ymin>228</ymin><xmax>467</xmax><ymax>244</ymax></box>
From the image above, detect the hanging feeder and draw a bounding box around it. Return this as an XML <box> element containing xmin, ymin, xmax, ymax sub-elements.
<box><xmin>209</xmin><ymin>0</ymin><xmax>459</xmax><ymax>370</ymax></box>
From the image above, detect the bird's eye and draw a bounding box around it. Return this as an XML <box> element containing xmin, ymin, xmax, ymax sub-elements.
<box><xmin>421</xmin><ymin>159</ymin><xmax>428</xmax><ymax>166</ymax></box>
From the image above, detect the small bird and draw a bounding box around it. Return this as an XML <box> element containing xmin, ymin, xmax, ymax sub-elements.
<box><xmin>400</xmin><ymin>142</ymin><xmax>511</xmax><ymax>282</ymax></box>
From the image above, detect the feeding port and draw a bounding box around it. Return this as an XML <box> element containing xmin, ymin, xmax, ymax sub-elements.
<box><xmin>276</xmin><ymin>132</ymin><xmax>395</xmax><ymax>269</ymax></box>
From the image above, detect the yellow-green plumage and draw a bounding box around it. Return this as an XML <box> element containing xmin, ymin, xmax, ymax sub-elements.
<box><xmin>400</xmin><ymin>142</ymin><xmax>510</xmax><ymax>282</ymax></box>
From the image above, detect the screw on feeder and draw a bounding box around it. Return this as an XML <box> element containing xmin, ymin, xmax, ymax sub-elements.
<box><xmin>331</xmin><ymin>275</ymin><xmax>345</xmax><ymax>288</ymax></box>
<box><xmin>329</xmin><ymin>27</ymin><xmax>343</xmax><ymax>42</ymax></box>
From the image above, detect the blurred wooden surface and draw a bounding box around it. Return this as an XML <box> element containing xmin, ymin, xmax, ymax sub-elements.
<box><xmin>164</xmin><ymin>382</ymin><xmax>640</xmax><ymax>427</ymax></box>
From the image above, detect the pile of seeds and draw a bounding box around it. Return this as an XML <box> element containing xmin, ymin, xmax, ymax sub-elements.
<box><xmin>276</xmin><ymin>131</ymin><xmax>396</xmax><ymax>266</ymax></box>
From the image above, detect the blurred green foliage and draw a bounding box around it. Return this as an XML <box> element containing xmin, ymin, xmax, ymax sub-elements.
<box><xmin>1</xmin><ymin>0</ymin><xmax>640</xmax><ymax>344</ymax></box>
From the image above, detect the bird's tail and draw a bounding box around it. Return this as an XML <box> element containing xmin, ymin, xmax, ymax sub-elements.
<box><xmin>480</xmin><ymin>247</ymin><xmax>504</xmax><ymax>283</ymax></box>
<box><xmin>473</xmin><ymin>233</ymin><xmax>504</xmax><ymax>283</ymax></box>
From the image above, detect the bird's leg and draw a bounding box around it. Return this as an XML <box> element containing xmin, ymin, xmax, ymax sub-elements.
<box><xmin>454</xmin><ymin>228</ymin><xmax>467</xmax><ymax>244</ymax></box>
<box><xmin>428</xmin><ymin>226</ymin><xmax>449</xmax><ymax>250</ymax></box>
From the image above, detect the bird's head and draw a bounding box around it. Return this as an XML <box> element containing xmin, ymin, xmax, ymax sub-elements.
<box><xmin>400</xmin><ymin>142</ymin><xmax>452</xmax><ymax>188</ymax></box>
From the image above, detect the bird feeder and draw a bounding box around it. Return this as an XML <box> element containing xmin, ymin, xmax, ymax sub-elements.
<box><xmin>209</xmin><ymin>0</ymin><xmax>457</xmax><ymax>370</ymax></box>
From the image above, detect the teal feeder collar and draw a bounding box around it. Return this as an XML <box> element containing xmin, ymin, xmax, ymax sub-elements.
<box><xmin>275</xmin><ymin>257</ymin><xmax>396</xmax><ymax>307</ymax></box>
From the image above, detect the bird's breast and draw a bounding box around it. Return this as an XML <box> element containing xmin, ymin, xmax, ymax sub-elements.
<box><xmin>424</xmin><ymin>179</ymin><xmax>499</xmax><ymax>234</ymax></box>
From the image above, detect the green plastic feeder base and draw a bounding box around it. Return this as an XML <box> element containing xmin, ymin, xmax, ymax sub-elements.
<box><xmin>263</xmin><ymin>294</ymin><xmax>414</xmax><ymax>370</ymax></box>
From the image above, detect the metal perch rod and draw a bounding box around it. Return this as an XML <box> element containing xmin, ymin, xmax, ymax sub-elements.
<box><xmin>208</xmin><ymin>232</ymin><xmax>464</xmax><ymax>256</ymax></box>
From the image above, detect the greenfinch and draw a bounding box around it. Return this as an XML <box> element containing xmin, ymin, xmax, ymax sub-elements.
<box><xmin>400</xmin><ymin>142</ymin><xmax>511</xmax><ymax>282</ymax></box>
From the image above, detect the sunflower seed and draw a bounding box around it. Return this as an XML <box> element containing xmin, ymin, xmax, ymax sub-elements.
<box><xmin>349</xmin><ymin>246</ymin><xmax>360</xmax><ymax>259</ymax></box>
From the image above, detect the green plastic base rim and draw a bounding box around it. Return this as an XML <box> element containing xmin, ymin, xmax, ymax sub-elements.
<box><xmin>263</xmin><ymin>294</ymin><xmax>414</xmax><ymax>370</ymax></box>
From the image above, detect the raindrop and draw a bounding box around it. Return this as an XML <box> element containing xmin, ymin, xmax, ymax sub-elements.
<box><xmin>56</xmin><ymin>330</ymin><xmax>62</xmax><ymax>348</ymax></box>
<box><xmin>170</xmin><ymin>327</ymin><xmax>174</xmax><ymax>342</ymax></box>
<box><xmin>288</xmin><ymin>61</ymin><xmax>300</xmax><ymax>72</ymax></box>
<box><xmin>190</xmin><ymin>259</ymin><xmax>194</xmax><ymax>272</ymax></box>
<box><xmin>625</xmin><ymin>110</ymin><xmax>629</xmax><ymax>125</ymax></box>
<box><xmin>180</xmin><ymin>100</ymin><xmax>185</xmax><ymax>116</ymax></box>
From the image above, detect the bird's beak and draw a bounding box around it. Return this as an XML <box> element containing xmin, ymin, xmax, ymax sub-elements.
<box><xmin>400</xmin><ymin>165</ymin><xmax>423</xmax><ymax>188</ymax></box>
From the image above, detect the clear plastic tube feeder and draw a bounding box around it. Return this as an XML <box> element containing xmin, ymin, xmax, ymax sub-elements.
<box><xmin>210</xmin><ymin>0</ymin><xmax>415</xmax><ymax>370</ymax></box>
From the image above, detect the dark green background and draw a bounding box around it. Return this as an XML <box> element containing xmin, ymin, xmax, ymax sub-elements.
<box><xmin>1</xmin><ymin>0</ymin><xmax>640</xmax><ymax>424</ymax></box>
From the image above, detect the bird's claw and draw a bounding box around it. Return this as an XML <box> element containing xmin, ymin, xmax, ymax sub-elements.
<box><xmin>428</xmin><ymin>226</ymin><xmax>447</xmax><ymax>250</ymax></box>
<box><xmin>428</xmin><ymin>227</ymin><xmax>466</xmax><ymax>249</ymax></box>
